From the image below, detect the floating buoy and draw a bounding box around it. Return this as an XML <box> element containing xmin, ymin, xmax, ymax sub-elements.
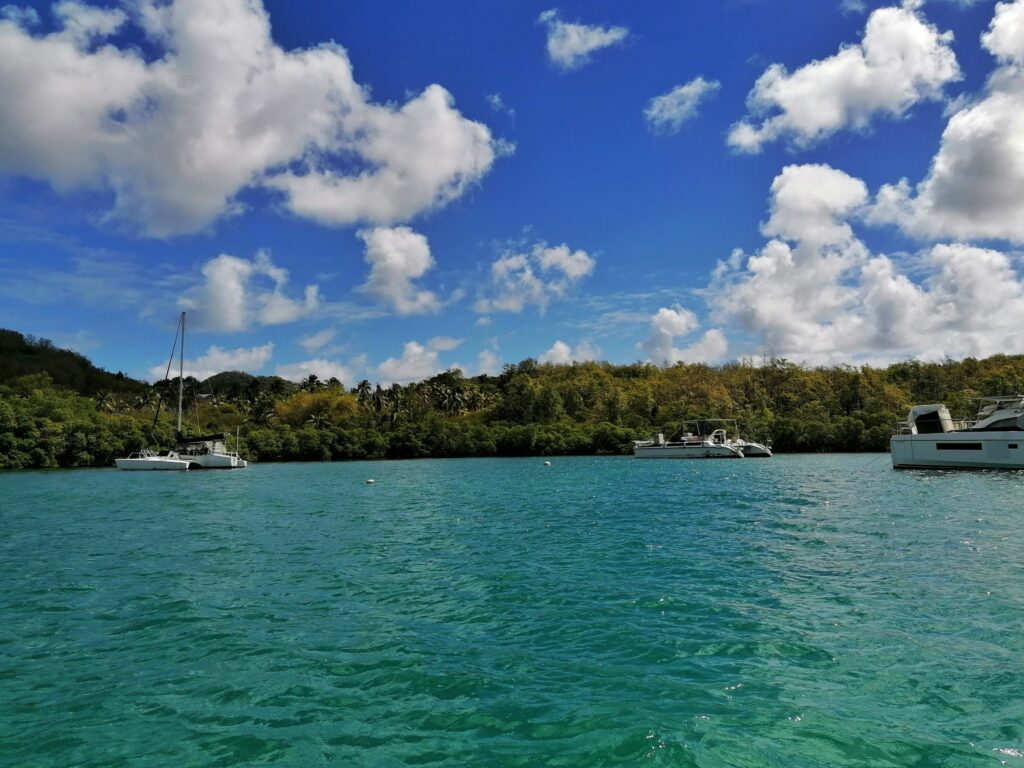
<box><xmin>365</xmin><ymin>479</ymin><xmax>376</xmax><ymax>485</ymax></box>
<box><xmin>543</xmin><ymin>461</ymin><xmax>551</xmax><ymax>466</ymax></box>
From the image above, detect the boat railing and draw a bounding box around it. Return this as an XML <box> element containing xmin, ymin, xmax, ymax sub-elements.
<box><xmin>895</xmin><ymin>418</ymin><xmax>976</xmax><ymax>435</ymax></box>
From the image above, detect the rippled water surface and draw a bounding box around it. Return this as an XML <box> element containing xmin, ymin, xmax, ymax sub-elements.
<box><xmin>2</xmin><ymin>455</ymin><xmax>1023</xmax><ymax>766</ymax></box>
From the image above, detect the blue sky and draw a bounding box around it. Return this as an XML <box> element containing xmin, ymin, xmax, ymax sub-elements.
<box><xmin>1</xmin><ymin>0</ymin><xmax>1022</xmax><ymax>384</ymax></box>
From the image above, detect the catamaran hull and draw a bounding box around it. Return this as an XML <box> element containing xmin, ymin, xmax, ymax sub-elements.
<box><xmin>183</xmin><ymin>454</ymin><xmax>248</xmax><ymax>469</ymax></box>
<box><xmin>891</xmin><ymin>433</ymin><xmax>1024</xmax><ymax>469</ymax></box>
<box><xmin>633</xmin><ymin>445</ymin><xmax>743</xmax><ymax>459</ymax></box>
<box><xmin>114</xmin><ymin>458</ymin><xmax>190</xmax><ymax>470</ymax></box>
<box><xmin>736</xmin><ymin>442</ymin><xmax>772</xmax><ymax>457</ymax></box>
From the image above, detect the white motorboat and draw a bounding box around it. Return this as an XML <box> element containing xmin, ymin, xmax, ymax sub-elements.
<box><xmin>702</xmin><ymin>418</ymin><xmax>773</xmax><ymax>457</ymax></box>
<box><xmin>891</xmin><ymin>396</ymin><xmax>1024</xmax><ymax>469</ymax></box>
<box><xmin>634</xmin><ymin>428</ymin><xmax>744</xmax><ymax>459</ymax></box>
<box><xmin>634</xmin><ymin>419</ymin><xmax>772</xmax><ymax>459</ymax></box>
<box><xmin>115</xmin><ymin>312</ymin><xmax>248</xmax><ymax>470</ymax></box>
<box><xmin>114</xmin><ymin>450</ymin><xmax>191</xmax><ymax>471</ymax></box>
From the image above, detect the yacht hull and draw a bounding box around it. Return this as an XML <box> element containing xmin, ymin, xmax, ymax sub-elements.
<box><xmin>634</xmin><ymin>444</ymin><xmax>742</xmax><ymax>459</ymax></box>
<box><xmin>891</xmin><ymin>432</ymin><xmax>1024</xmax><ymax>469</ymax></box>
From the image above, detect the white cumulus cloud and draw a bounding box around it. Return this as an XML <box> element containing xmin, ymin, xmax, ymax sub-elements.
<box><xmin>708</xmin><ymin>163</ymin><xmax>1024</xmax><ymax>363</ymax></box>
<box><xmin>275</xmin><ymin>358</ymin><xmax>352</xmax><ymax>384</ymax></box>
<box><xmin>476</xmin><ymin>349</ymin><xmax>502</xmax><ymax>376</ymax></box>
<box><xmin>148</xmin><ymin>342</ymin><xmax>273</xmax><ymax>380</ymax></box>
<box><xmin>376</xmin><ymin>337</ymin><xmax>463</xmax><ymax>385</ymax></box>
<box><xmin>728</xmin><ymin>2</ymin><xmax>960</xmax><ymax>153</ymax></box>
<box><xmin>763</xmin><ymin>163</ymin><xmax>870</xmax><ymax>247</ymax></box>
<box><xmin>267</xmin><ymin>85</ymin><xmax>506</xmax><ymax>228</ymax></box>
<box><xmin>639</xmin><ymin>307</ymin><xmax>729</xmax><ymax>365</ymax></box>
<box><xmin>356</xmin><ymin>226</ymin><xmax>440</xmax><ymax>315</ymax></box>
<box><xmin>474</xmin><ymin>242</ymin><xmax>595</xmax><ymax>314</ymax></box>
<box><xmin>0</xmin><ymin>0</ymin><xmax>503</xmax><ymax>236</ymax></box>
<box><xmin>538</xmin><ymin>8</ymin><xmax>628</xmax><ymax>71</ymax></box>
<box><xmin>179</xmin><ymin>250</ymin><xmax>319</xmax><ymax>332</ymax></box>
<box><xmin>538</xmin><ymin>339</ymin><xmax>602</xmax><ymax>364</ymax></box>
<box><xmin>644</xmin><ymin>77</ymin><xmax>721</xmax><ymax>134</ymax></box>
<box><xmin>983</xmin><ymin>0</ymin><xmax>1024</xmax><ymax>64</ymax></box>
<box><xmin>870</xmin><ymin>0</ymin><xmax>1024</xmax><ymax>243</ymax></box>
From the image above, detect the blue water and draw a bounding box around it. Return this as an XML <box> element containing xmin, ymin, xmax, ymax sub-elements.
<box><xmin>2</xmin><ymin>455</ymin><xmax>1022</xmax><ymax>766</ymax></box>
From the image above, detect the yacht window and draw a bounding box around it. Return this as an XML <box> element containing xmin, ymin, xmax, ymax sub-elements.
<box><xmin>1011</xmin><ymin>444</ymin><xmax>1019</xmax><ymax>449</ymax></box>
<box><xmin>914</xmin><ymin>410</ymin><xmax>945</xmax><ymax>434</ymax></box>
<box><xmin>935</xmin><ymin>442</ymin><xmax>982</xmax><ymax>451</ymax></box>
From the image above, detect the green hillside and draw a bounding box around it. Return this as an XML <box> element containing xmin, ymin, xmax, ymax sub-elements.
<box><xmin>201</xmin><ymin>371</ymin><xmax>297</xmax><ymax>400</ymax></box>
<box><xmin>0</xmin><ymin>330</ymin><xmax>147</xmax><ymax>396</ymax></box>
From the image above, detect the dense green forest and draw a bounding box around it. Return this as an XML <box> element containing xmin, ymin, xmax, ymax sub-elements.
<box><xmin>3</xmin><ymin>328</ymin><xmax>1024</xmax><ymax>469</ymax></box>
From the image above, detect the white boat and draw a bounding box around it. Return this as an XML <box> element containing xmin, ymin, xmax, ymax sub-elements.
<box><xmin>114</xmin><ymin>450</ymin><xmax>190</xmax><ymax>471</ymax></box>
<box><xmin>731</xmin><ymin>438</ymin><xmax>773</xmax><ymax>458</ymax></box>
<box><xmin>115</xmin><ymin>312</ymin><xmax>247</xmax><ymax>470</ymax></box>
<box><xmin>891</xmin><ymin>396</ymin><xmax>1024</xmax><ymax>469</ymax></box>
<box><xmin>176</xmin><ymin>433</ymin><xmax>247</xmax><ymax>469</ymax></box>
<box><xmin>634</xmin><ymin>428</ymin><xmax>744</xmax><ymax>459</ymax></box>
<box><xmin>634</xmin><ymin>419</ymin><xmax>772</xmax><ymax>459</ymax></box>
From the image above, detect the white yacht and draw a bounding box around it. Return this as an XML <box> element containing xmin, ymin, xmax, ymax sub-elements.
<box><xmin>891</xmin><ymin>396</ymin><xmax>1024</xmax><ymax>469</ymax></box>
<box><xmin>114</xmin><ymin>450</ymin><xmax>191</xmax><ymax>471</ymax></box>
<box><xmin>115</xmin><ymin>312</ymin><xmax>248</xmax><ymax>470</ymax></box>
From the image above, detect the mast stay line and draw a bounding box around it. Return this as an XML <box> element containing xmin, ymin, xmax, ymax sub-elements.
<box><xmin>151</xmin><ymin>312</ymin><xmax>185</xmax><ymax>434</ymax></box>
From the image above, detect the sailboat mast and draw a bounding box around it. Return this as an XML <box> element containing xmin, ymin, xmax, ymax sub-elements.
<box><xmin>177</xmin><ymin>311</ymin><xmax>185</xmax><ymax>434</ymax></box>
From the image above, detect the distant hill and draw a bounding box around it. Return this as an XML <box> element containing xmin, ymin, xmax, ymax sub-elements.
<box><xmin>0</xmin><ymin>329</ymin><xmax>147</xmax><ymax>396</ymax></box>
<box><xmin>201</xmin><ymin>370</ymin><xmax>297</xmax><ymax>399</ymax></box>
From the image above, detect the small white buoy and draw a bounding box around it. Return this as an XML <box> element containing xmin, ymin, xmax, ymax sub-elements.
<box><xmin>365</xmin><ymin>479</ymin><xmax>375</xmax><ymax>485</ymax></box>
<box><xmin>543</xmin><ymin>461</ymin><xmax>551</xmax><ymax>466</ymax></box>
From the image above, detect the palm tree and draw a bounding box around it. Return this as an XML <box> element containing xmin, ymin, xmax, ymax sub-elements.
<box><xmin>132</xmin><ymin>390</ymin><xmax>157</xmax><ymax>412</ymax></box>
<box><xmin>248</xmin><ymin>396</ymin><xmax>276</xmax><ymax>426</ymax></box>
<box><xmin>93</xmin><ymin>389</ymin><xmax>116</xmax><ymax>413</ymax></box>
<box><xmin>437</xmin><ymin>385</ymin><xmax>467</xmax><ymax>416</ymax></box>
<box><xmin>355</xmin><ymin>380</ymin><xmax>373</xmax><ymax>410</ymax></box>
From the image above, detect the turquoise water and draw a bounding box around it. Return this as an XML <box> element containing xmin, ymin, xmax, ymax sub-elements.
<box><xmin>2</xmin><ymin>455</ymin><xmax>1022</xmax><ymax>767</ymax></box>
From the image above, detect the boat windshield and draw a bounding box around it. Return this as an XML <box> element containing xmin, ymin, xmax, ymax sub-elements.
<box><xmin>976</xmin><ymin>397</ymin><xmax>1024</xmax><ymax>417</ymax></box>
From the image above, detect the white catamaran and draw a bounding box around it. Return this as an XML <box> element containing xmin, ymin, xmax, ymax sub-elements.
<box><xmin>633</xmin><ymin>420</ymin><xmax>772</xmax><ymax>459</ymax></box>
<box><xmin>115</xmin><ymin>312</ymin><xmax>247</xmax><ymax>470</ymax></box>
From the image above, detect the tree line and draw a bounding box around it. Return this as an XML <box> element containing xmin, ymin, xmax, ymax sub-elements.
<box><xmin>2</xmin><ymin>329</ymin><xmax>1024</xmax><ymax>469</ymax></box>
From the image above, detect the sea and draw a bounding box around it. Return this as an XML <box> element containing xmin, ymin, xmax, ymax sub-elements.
<box><xmin>2</xmin><ymin>454</ymin><xmax>1022</xmax><ymax>767</ymax></box>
